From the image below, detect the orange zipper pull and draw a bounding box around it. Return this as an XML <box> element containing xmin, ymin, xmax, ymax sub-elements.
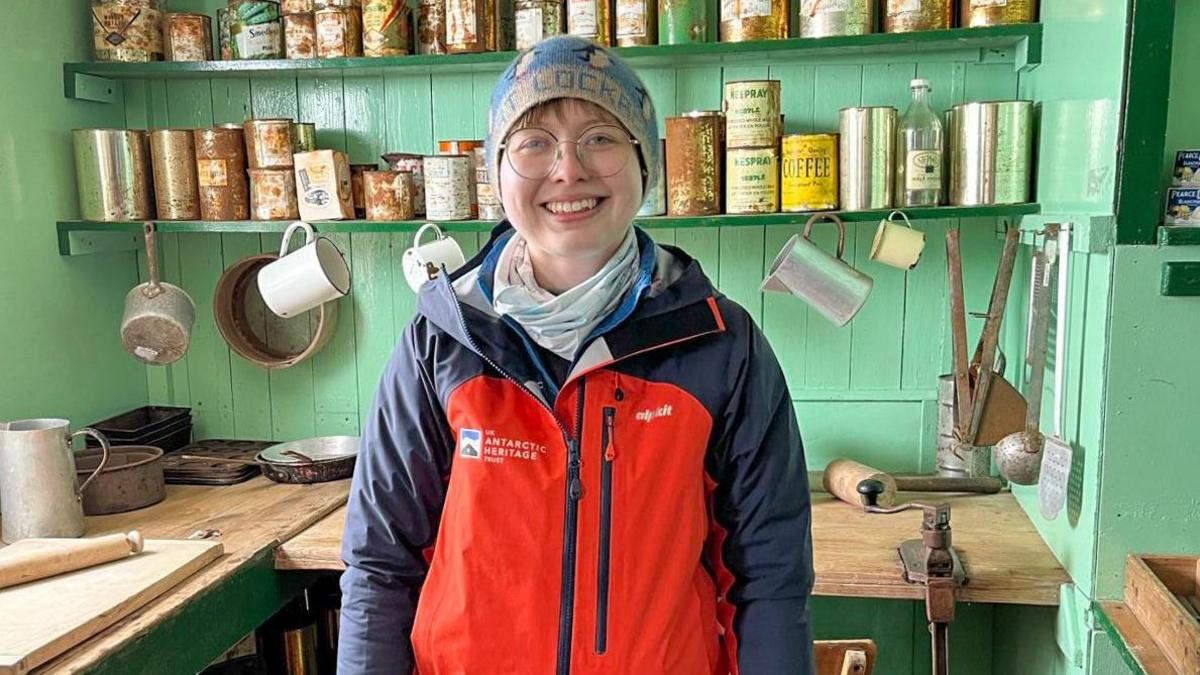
<box><xmin>604</xmin><ymin>410</ymin><xmax>616</xmax><ymax>461</ymax></box>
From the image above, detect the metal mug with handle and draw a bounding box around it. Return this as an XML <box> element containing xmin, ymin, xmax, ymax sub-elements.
<box><xmin>257</xmin><ymin>221</ymin><xmax>352</xmax><ymax>319</ymax></box>
<box><xmin>870</xmin><ymin>210</ymin><xmax>926</xmax><ymax>270</ymax></box>
<box><xmin>121</xmin><ymin>222</ymin><xmax>196</xmax><ymax>366</ymax></box>
<box><xmin>0</xmin><ymin>419</ymin><xmax>111</xmax><ymax>542</ymax></box>
<box><xmin>402</xmin><ymin>223</ymin><xmax>466</xmax><ymax>293</ymax></box>
<box><xmin>760</xmin><ymin>213</ymin><xmax>874</xmax><ymax>326</ymax></box>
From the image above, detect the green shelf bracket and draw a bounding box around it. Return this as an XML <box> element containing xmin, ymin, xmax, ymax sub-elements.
<box><xmin>57</xmin><ymin>227</ymin><xmax>142</xmax><ymax>256</ymax></box>
<box><xmin>1160</xmin><ymin>261</ymin><xmax>1200</xmax><ymax>296</ymax></box>
<box><xmin>65</xmin><ymin>71</ymin><xmax>118</xmax><ymax>103</ymax></box>
<box><xmin>1157</xmin><ymin>225</ymin><xmax>1200</xmax><ymax>246</ymax></box>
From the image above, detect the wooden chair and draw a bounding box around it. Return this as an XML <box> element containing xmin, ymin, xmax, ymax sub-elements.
<box><xmin>814</xmin><ymin>639</ymin><xmax>877</xmax><ymax>675</ymax></box>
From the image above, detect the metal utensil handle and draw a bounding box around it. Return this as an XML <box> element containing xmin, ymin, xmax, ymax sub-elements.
<box><xmin>1053</xmin><ymin>224</ymin><xmax>1071</xmax><ymax>437</ymax></box>
<box><xmin>142</xmin><ymin>222</ymin><xmax>164</xmax><ymax>299</ymax></box>
<box><xmin>966</xmin><ymin>226</ymin><xmax>1021</xmax><ymax>444</ymax></box>
<box><xmin>1024</xmin><ymin>225</ymin><xmax>1059</xmax><ymax>439</ymax></box>
<box><xmin>945</xmin><ymin>229</ymin><xmax>972</xmax><ymax>437</ymax></box>
<box><xmin>72</xmin><ymin>428</ymin><xmax>111</xmax><ymax>496</ymax></box>
<box><xmin>801</xmin><ymin>212</ymin><xmax>846</xmax><ymax>260</ymax></box>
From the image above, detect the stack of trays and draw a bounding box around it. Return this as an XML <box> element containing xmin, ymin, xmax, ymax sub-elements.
<box><xmin>86</xmin><ymin>406</ymin><xmax>193</xmax><ymax>452</ymax></box>
<box><xmin>162</xmin><ymin>439</ymin><xmax>275</xmax><ymax>485</ymax></box>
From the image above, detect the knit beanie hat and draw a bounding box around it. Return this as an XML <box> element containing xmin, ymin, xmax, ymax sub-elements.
<box><xmin>485</xmin><ymin>35</ymin><xmax>660</xmax><ymax>204</ymax></box>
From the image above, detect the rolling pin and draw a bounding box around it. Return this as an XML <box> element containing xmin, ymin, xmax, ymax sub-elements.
<box><xmin>820</xmin><ymin>459</ymin><xmax>1005</xmax><ymax>510</ymax></box>
<box><xmin>0</xmin><ymin>531</ymin><xmax>144</xmax><ymax>590</ymax></box>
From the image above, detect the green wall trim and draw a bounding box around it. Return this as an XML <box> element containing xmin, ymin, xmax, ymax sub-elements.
<box><xmin>1157</xmin><ymin>226</ymin><xmax>1200</xmax><ymax>246</ymax></box>
<box><xmin>1160</xmin><ymin>260</ymin><xmax>1200</xmax><ymax>296</ymax></box>
<box><xmin>1092</xmin><ymin>601</ymin><xmax>1146</xmax><ymax>675</ymax></box>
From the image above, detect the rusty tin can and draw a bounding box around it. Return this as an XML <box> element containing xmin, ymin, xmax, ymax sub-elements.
<box><xmin>568</xmin><ymin>0</ymin><xmax>613</xmax><ymax>45</ymax></box>
<box><xmin>423</xmin><ymin>155</ymin><xmax>472</xmax><ymax>221</ymax></box>
<box><xmin>149</xmin><ymin>129</ymin><xmax>201</xmax><ymax>220</ymax></box>
<box><xmin>350</xmin><ymin>163</ymin><xmax>377</xmax><ymax>217</ymax></box>
<box><xmin>839</xmin><ymin>106</ymin><xmax>896</xmax><ymax>211</ymax></box>
<box><xmin>282</xmin><ymin>0</ymin><xmax>315</xmax><ymax>11</ymax></box>
<box><xmin>316</xmin><ymin>6</ymin><xmax>363</xmax><ymax>57</ymax></box>
<box><xmin>666</xmin><ymin>111</ymin><xmax>723</xmax><ymax>216</ymax></box>
<box><xmin>217</xmin><ymin>8</ymin><xmax>234</xmax><ymax>59</ymax></box>
<box><xmin>244</xmin><ymin>119</ymin><xmax>296</xmax><ymax>169</ymax></box>
<box><xmin>164</xmin><ymin>13</ymin><xmax>214</xmax><ymax>61</ymax></box>
<box><xmin>92</xmin><ymin>0</ymin><xmax>165</xmax><ymax>62</ymax></box>
<box><xmin>719</xmin><ymin>0</ymin><xmax>787</xmax><ymax>41</ymax></box>
<box><xmin>799</xmin><ymin>0</ymin><xmax>874</xmax><ymax>37</ymax></box>
<box><xmin>363</xmin><ymin>0</ymin><xmax>411</xmax><ymax>55</ymax></box>
<box><xmin>616</xmin><ymin>0</ymin><xmax>656</xmax><ymax>46</ymax></box>
<box><xmin>659</xmin><ymin>0</ymin><xmax>706</xmax><ymax>43</ymax></box>
<box><xmin>73</xmin><ymin>129</ymin><xmax>154</xmax><ymax>221</ymax></box>
<box><xmin>194</xmin><ymin>124</ymin><xmax>250</xmax><ymax>220</ymax></box>
<box><xmin>515</xmin><ymin>0</ymin><xmax>565</xmax><ymax>49</ymax></box>
<box><xmin>292</xmin><ymin>122</ymin><xmax>318</xmax><ymax>153</ymax></box>
<box><xmin>781</xmin><ymin>133</ymin><xmax>838</xmax><ymax>212</ymax></box>
<box><xmin>446</xmin><ymin>0</ymin><xmax>515</xmax><ymax>52</ymax></box>
<box><xmin>284</xmin><ymin>12</ymin><xmax>318</xmax><ymax>58</ymax></box>
<box><xmin>726</xmin><ymin>147</ymin><xmax>779</xmax><ymax>214</ymax></box>
<box><xmin>722</xmin><ymin>80</ymin><xmax>781</xmax><ymax>148</ymax></box>
<box><xmin>477</xmin><ymin>182</ymin><xmax>505</xmax><ymax>220</ymax></box>
<box><xmin>417</xmin><ymin>0</ymin><xmax>448</xmax><ymax>53</ymax></box>
<box><xmin>960</xmin><ymin>0</ymin><xmax>1036</xmax><ymax>27</ymax></box>
<box><xmin>249</xmin><ymin>169</ymin><xmax>300</xmax><ymax>220</ymax></box>
<box><xmin>364</xmin><ymin>170</ymin><xmax>416</xmax><ymax>220</ymax></box>
<box><xmin>231</xmin><ymin>1</ymin><xmax>284</xmax><ymax>59</ymax></box>
<box><xmin>439</xmin><ymin>139</ymin><xmax>484</xmax><ymax>156</ymax></box>
<box><xmin>883</xmin><ymin>0</ymin><xmax>951</xmax><ymax>32</ymax></box>
<box><xmin>382</xmin><ymin>152</ymin><xmax>427</xmax><ymax>214</ymax></box>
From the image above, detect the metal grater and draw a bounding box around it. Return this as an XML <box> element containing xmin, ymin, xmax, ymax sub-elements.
<box><xmin>1038</xmin><ymin>224</ymin><xmax>1073</xmax><ymax>519</ymax></box>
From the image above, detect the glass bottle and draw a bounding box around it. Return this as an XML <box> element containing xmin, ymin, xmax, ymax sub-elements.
<box><xmin>896</xmin><ymin>78</ymin><xmax>944</xmax><ymax>207</ymax></box>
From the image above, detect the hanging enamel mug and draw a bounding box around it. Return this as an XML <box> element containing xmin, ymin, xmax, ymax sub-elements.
<box><xmin>403</xmin><ymin>223</ymin><xmax>466</xmax><ymax>293</ymax></box>
<box><xmin>257</xmin><ymin>221</ymin><xmax>351</xmax><ymax>318</ymax></box>
<box><xmin>761</xmin><ymin>213</ymin><xmax>874</xmax><ymax>327</ymax></box>
<box><xmin>870</xmin><ymin>210</ymin><xmax>927</xmax><ymax>270</ymax></box>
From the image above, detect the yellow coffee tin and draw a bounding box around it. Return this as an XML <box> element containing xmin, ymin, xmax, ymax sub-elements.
<box><xmin>726</xmin><ymin>147</ymin><xmax>779</xmax><ymax>214</ymax></box>
<box><xmin>781</xmin><ymin>133</ymin><xmax>838</xmax><ymax>212</ymax></box>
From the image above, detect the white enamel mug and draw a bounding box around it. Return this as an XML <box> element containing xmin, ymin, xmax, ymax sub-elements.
<box><xmin>257</xmin><ymin>221</ymin><xmax>351</xmax><ymax>318</ymax></box>
<box><xmin>870</xmin><ymin>210</ymin><xmax>926</xmax><ymax>270</ymax></box>
<box><xmin>403</xmin><ymin>223</ymin><xmax>466</xmax><ymax>293</ymax></box>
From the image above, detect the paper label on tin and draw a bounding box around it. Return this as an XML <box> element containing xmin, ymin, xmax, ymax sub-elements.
<box><xmin>890</xmin><ymin>0</ymin><xmax>922</xmax><ymax>14</ymax></box>
<box><xmin>970</xmin><ymin>0</ymin><xmax>1007</xmax><ymax>6</ymax></box>
<box><xmin>1172</xmin><ymin>149</ymin><xmax>1200</xmax><ymax>186</ymax></box>
<box><xmin>569</xmin><ymin>0</ymin><xmax>598</xmax><ymax>37</ymax></box>
<box><xmin>805</xmin><ymin>0</ymin><xmax>849</xmax><ymax>14</ymax></box>
<box><xmin>617</xmin><ymin>0</ymin><xmax>647</xmax><ymax>37</ymax></box>
<box><xmin>905</xmin><ymin>150</ymin><xmax>942</xmax><ymax>190</ymax></box>
<box><xmin>197</xmin><ymin>159</ymin><xmax>229</xmax><ymax>188</ymax></box>
<box><xmin>1165</xmin><ymin>188</ymin><xmax>1200</xmax><ymax>223</ymax></box>
<box><xmin>448</xmin><ymin>0</ymin><xmax>479</xmax><ymax>45</ymax></box>
<box><xmin>515</xmin><ymin>7</ymin><xmax>545</xmax><ymax>48</ymax></box>
<box><xmin>727</xmin><ymin>151</ymin><xmax>779</xmax><ymax>213</ymax></box>
<box><xmin>737</xmin><ymin>0</ymin><xmax>772</xmax><ymax>19</ymax></box>
<box><xmin>234</xmin><ymin>22</ymin><xmax>283</xmax><ymax>59</ymax></box>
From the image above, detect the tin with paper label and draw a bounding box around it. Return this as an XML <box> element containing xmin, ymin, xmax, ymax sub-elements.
<box><xmin>616</xmin><ymin>0</ymin><xmax>655</xmax><ymax>46</ymax></box>
<box><xmin>92</xmin><ymin>0</ymin><xmax>165</xmax><ymax>62</ymax></box>
<box><xmin>960</xmin><ymin>0</ymin><xmax>1036</xmax><ymax>27</ymax></box>
<box><xmin>569</xmin><ymin>0</ymin><xmax>613</xmax><ymax>45</ymax></box>
<box><xmin>283</xmin><ymin>0</ymin><xmax>315</xmax><ymax>11</ymax></box>
<box><xmin>782</xmin><ymin>133</ymin><xmax>838</xmax><ymax>212</ymax></box>
<box><xmin>284</xmin><ymin>12</ymin><xmax>318</xmax><ymax>58</ymax></box>
<box><xmin>884</xmin><ymin>0</ymin><xmax>951</xmax><ymax>32</ymax></box>
<box><xmin>165</xmin><ymin>13</ymin><xmax>213</xmax><ymax>61</ymax></box>
<box><xmin>245</xmin><ymin>119</ymin><xmax>296</xmax><ymax>169</ymax></box>
<box><xmin>515</xmin><ymin>0</ymin><xmax>565</xmax><ymax>49</ymax></box>
<box><xmin>194</xmin><ymin>124</ymin><xmax>250</xmax><ymax>220</ymax></box>
<box><xmin>418</xmin><ymin>0</ymin><xmax>448</xmax><ymax>53</ymax></box>
<box><xmin>727</xmin><ymin>147</ymin><xmax>779</xmax><ymax>214</ymax></box>
<box><xmin>723</xmin><ymin>80</ymin><xmax>781</xmax><ymax>148</ymax></box>
<box><xmin>249</xmin><ymin>169</ymin><xmax>300</xmax><ymax>221</ymax></box>
<box><xmin>231</xmin><ymin>1</ymin><xmax>285</xmax><ymax>59</ymax></box>
<box><xmin>446</xmin><ymin>0</ymin><xmax>514</xmax><ymax>52</ymax></box>
<box><xmin>423</xmin><ymin>155</ymin><xmax>473</xmax><ymax>222</ymax></box>
<box><xmin>316</xmin><ymin>6</ymin><xmax>363</xmax><ymax>57</ymax></box>
<box><xmin>364</xmin><ymin>170</ymin><xmax>415</xmax><ymax>220</ymax></box>
<box><xmin>719</xmin><ymin>0</ymin><xmax>787</xmax><ymax>42</ymax></box>
<box><xmin>382</xmin><ymin>152</ymin><xmax>427</xmax><ymax>215</ymax></box>
<box><xmin>799</xmin><ymin>0</ymin><xmax>873</xmax><ymax>37</ymax></box>
<box><xmin>363</xmin><ymin>0</ymin><xmax>410</xmax><ymax>55</ymax></box>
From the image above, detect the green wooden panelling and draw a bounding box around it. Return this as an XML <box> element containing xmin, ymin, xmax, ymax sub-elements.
<box><xmin>1160</xmin><ymin>260</ymin><xmax>1200</xmax><ymax>295</ymax></box>
<box><xmin>1158</xmin><ymin>226</ymin><xmax>1200</xmax><ymax>246</ymax></box>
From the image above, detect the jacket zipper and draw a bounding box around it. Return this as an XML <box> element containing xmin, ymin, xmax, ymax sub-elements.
<box><xmin>595</xmin><ymin>406</ymin><xmax>616</xmax><ymax>654</ymax></box>
<box><xmin>557</xmin><ymin>377</ymin><xmax>587</xmax><ymax>675</ymax></box>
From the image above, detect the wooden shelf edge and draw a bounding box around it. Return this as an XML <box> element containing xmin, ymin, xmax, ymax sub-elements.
<box><xmin>1095</xmin><ymin>601</ymin><xmax>1180</xmax><ymax>675</ymax></box>
<box><xmin>1158</xmin><ymin>225</ymin><xmax>1200</xmax><ymax>246</ymax></box>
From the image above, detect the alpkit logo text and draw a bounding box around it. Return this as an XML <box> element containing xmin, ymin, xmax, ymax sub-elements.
<box><xmin>635</xmin><ymin>404</ymin><xmax>673</xmax><ymax>422</ymax></box>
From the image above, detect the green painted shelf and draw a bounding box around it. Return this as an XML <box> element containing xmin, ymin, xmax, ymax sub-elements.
<box><xmin>1158</xmin><ymin>225</ymin><xmax>1200</xmax><ymax>245</ymax></box>
<box><xmin>58</xmin><ymin>203</ymin><xmax>1038</xmax><ymax>255</ymax></box>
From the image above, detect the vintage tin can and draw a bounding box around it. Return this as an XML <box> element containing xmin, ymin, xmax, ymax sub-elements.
<box><xmin>722</xmin><ymin>80</ymin><xmax>781</xmax><ymax>148</ymax></box>
<box><xmin>244</xmin><ymin>119</ymin><xmax>296</xmax><ymax>169</ymax></box>
<box><xmin>363</xmin><ymin>0</ymin><xmax>411</xmax><ymax>55</ymax></box>
<box><xmin>948</xmin><ymin>100</ymin><xmax>1033</xmax><ymax>206</ymax></box>
<box><xmin>249</xmin><ymin>169</ymin><xmax>300</xmax><ymax>220</ymax></box>
<box><xmin>726</xmin><ymin>147</ymin><xmax>779</xmax><ymax>214</ymax></box>
<box><xmin>194</xmin><ymin>125</ymin><xmax>250</xmax><ymax>220</ymax></box>
<box><xmin>295</xmin><ymin>149</ymin><xmax>355</xmax><ymax>219</ymax></box>
<box><xmin>439</xmin><ymin>141</ymin><xmax>482</xmax><ymax>216</ymax></box>
<box><xmin>659</xmin><ymin>0</ymin><xmax>706</xmax><ymax>43</ymax></box>
<box><xmin>316</xmin><ymin>6</ymin><xmax>363</xmax><ymax>57</ymax></box>
<box><xmin>883</xmin><ymin>0</ymin><xmax>951</xmax><ymax>33</ymax></box>
<box><xmin>478</xmin><ymin>182</ymin><xmax>505</xmax><ymax>220</ymax></box>
<box><xmin>568</xmin><ymin>0</ymin><xmax>613</xmax><ymax>46</ymax></box>
<box><xmin>148</xmin><ymin>129</ymin><xmax>201</xmax><ymax>220</ymax></box>
<box><xmin>292</xmin><ymin>122</ymin><xmax>318</xmax><ymax>153</ymax></box>
<box><xmin>231</xmin><ymin>2</ymin><xmax>284</xmax><ymax>59</ymax></box>
<box><xmin>960</xmin><ymin>0</ymin><xmax>1036</xmax><ymax>28</ymax></box>
<box><xmin>799</xmin><ymin>0</ymin><xmax>873</xmax><ymax>38</ymax></box>
<box><xmin>315</xmin><ymin>0</ymin><xmax>363</xmax><ymax>6</ymax></box>
<box><xmin>781</xmin><ymin>133</ymin><xmax>838</xmax><ymax>212</ymax></box>
<box><xmin>73</xmin><ymin>129</ymin><xmax>154</xmax><ymax>222</ymax></box>
<box><xmin>439</xmin><ymin>139</ymin><xmax>483</xmax><ymax>155</ymax></box>
<box><xmin>382</xmin><ymin>152</ymin><xmax>427</xmax><ymax>214</ymax></box>
<box><xmin>446</xmin><ymin>0</ymin><xmax>515</xmax><ymax>53</ymax></box>
<box><xmin>616</xmin><ymin>0</ymin><xmax>656</xmax><ymax>46</ymax></box>
<box><xmin>1165</xmin><ymin>187</ymin><xmax>1200</xmax><ymax>224</ymax></box>
<box><xmin>839</xmin><ymin>106</ymin><xmax>896</xmax><ymax>211</ymax></box>
<box><xmin>423</xmin><ymin>155</ymin><xmax>472</xmax><ymax>221</ymax></box>
<box><xmin>1172</xmin><ymin>150</ymin><xmax>1200</xmax><ymax>187</ymax></box>
<box><xmin>515</xmin><ymin>0</ymin><xmax>565</xmax><ymax>49</ymax></box>
<box><xmin>719</xmin><ymin>0</ymin><xmax>787</xmax><ymax>42</ymax></box>
<box><xmin>284</xmin><ymin>12</ymin><xmax>318</xmax><ymax>58</ymax></box>
<box><xmin>350</xmin><ymin>163</ymin><xmax>377</xmax><ymax>217</ymax></box>
<box><xmin>217</xmin><ymin>8</ymin><xmax>233</xmax><ymax>59</ymax></box>
<box><xmin>636</xmin><ymin>140</ymin><xmax>667</xmax><ymax>217</ymax></box>
<box><xmin>164</xmin><ymin>13</ymin><xmax>214</xmax><ymax>61</ymax></box>
<box><xmin>92</xmin><ymin>0</ymin><xmax>165</xmax><ymax>62</ymax></box>
<box><xmin>364</xmin><ymin>170</ymin><xmax>416</xmax><ymax>220</ymax></box>
<box><xmin>283</xmin><ymin>0</ymin><xmax>315</xmax><ymax>11</ymax></box>
<box><xmin>472</xmin><ymin>146</ymin><xmax>489</xmax><ymax>185</ymax></box>
<box><xmin>666</xmin><ymin>111</ymin><xmax>723</xmax><ymax>217</ymax></box>
<box><xmin>417</xmin><ymin>0</ymin><xmax>448</xmax><ymax>53</ymax></box>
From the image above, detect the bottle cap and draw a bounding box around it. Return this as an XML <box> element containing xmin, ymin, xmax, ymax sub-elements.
<box><xmin>910</xmin><ymin>78</ymin><xmax>931</xmax><ymax>89</ymax></box>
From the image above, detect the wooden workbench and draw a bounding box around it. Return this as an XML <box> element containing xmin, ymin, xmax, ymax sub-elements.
<box><xmin>276</xmin><ymin>490</ymin><xmax>1069</xmax><ymax>607</ymax></box>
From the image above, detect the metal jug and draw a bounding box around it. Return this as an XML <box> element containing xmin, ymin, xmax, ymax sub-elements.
<box><xmin>0</xmin><ymin>419</ymin><xmax>111</xmax><ymax>542</ymax></box>
<box><xmin>760</xmin><ymin>213</ymin><xmax>874</xmax><ymax>327</ymax></box>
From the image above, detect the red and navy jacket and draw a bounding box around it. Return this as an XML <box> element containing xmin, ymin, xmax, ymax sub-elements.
<box><xmin>339</xmin><ymin>224</ymin><xmax>814</xmax><ymax>675</ymax></box>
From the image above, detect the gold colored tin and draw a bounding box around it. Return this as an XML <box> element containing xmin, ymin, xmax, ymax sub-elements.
<box><xmin>719</xmin><ymin>0</ymin><xmax>787</xmax><ymax>42</ymax></box>
<box><xmin>363</xmin><ymin>0</ymin><xmax>410</xmax><ymax>55</ymax></box>
<box><xmin>568</xmin><ymin>0</ymin><xmax>613</xmax><ymax>46</ymax></box>
<box><xmin>798</xmin><ymin>0</ymin><xmax>873</xmax><ymax>37</ymax></box>
<box><xmin>194</xmin><ymin>124</ymin><xmax>250</xmax><ymax>221</ymax></box>
<box><xmin>149</xmin><ymin>129</ymin><xmax>201</xmax><ymax>220</ymax></box>
<box><xmin>722</xmin><ymin>80</ymin><xmax>781</xmax><ymax>148</ymax></box>
<box><xmin>515</xmin><ymin>0</ymin><xmax>565</xmax><ymax>49</ymax></box>
<box><xmin>364</xmin><ymin>170</ymin><xmax>415</xmax><ymax>220</ymax></box>
<box><xmin>73</xmin><ymin>129</ymin><xmax>154</xmax><ymax>221</ymax></box>
<box><xmin>960</xmin><ymin>0</ymin><xmax>1036</xmax><ymax>27</ymax></box>
<box><xmin>350</xmin><ymin>163</ymin><xmax>377</xmax><ymax>217</ymax></box>
<box><xmin>165</xmin><ymin>13</ymin><xmax>213</xmax><ymax>61</ymax></box>
<box><xmin>666</xmin><ymin>111</ymin><xmax>723</xmax><ymax>216</ymax></box>
<box><xmin>781</xmin><ymin>133</ymin><xmax>838</xmax><ymax>212</ymax></box>
<box><xmin>244</xmin><ymin>119</ymin><xmax>296</xmax><ymax>169</ymax></box>
<box><xmin>418</xmin><ymin>0</ymin><xmax>448</xmax><ymax>53</ymax></box>
<box><xmin>284</xmin><ymin>12</ymin><xmax>318</xmax><ymax>58</ymax></box>
<box><xmin>726</xmin><ymin>147</ymin><xmax>779</xmax><ymax>214</ymax></box>
<box><xmin>316</xmin><ymin>6</ymin><xmax>363</xmax><ymax>57</ymax></box>
<box><xmin>446</xmin><ymin>0</ymin><xmax>514</xmax><ymax>52</ymax></box>
<box><xmin>382</xmin><ymin>152</ymin><xmax>427</xmax><ymax>214</ymax></box>
<box><xmin>249</xmin><ymin>168</ymin><xmax>300</xmax><ymax>220</ymax></box>
<box><xmin>292</xmin><ymin>122</ymin><xmax>318</xmax><ymax>153</ymax></box>
<box><xmin>282</xmin><ymin>0</ymin><xmax>315</xmax><ymax>11</ymax></box>
<box><xmin>92</xmin><ymin>0</ymin><xmax>165</xmax><ymax>62</ymax></box>
<box><xmin>616</xmin><ymin>0</ymin><xmax>656</xmax><ymax>46</ymax></box>
<box><xmin>883</xmin><ymin>0</ymin><xmax>951</xmax><ymax>32</ymax></box>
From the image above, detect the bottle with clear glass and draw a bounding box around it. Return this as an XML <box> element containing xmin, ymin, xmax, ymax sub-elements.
<box><xmin>896</xmin><ymin>78</ymin><xmax>944</xmax><ymax>207</ymax></box>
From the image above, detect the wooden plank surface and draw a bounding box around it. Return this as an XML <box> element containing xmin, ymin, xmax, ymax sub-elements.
<box><xmin>0</xmin><ymin>540</ymin><xmax>222</xmax><ymax>675</ymax></box>
<box><xmin>1125</xmin><ymin>555</ymin><xmax>1200</xmax><ymax>675</ymax></box>
<box><xmin>275</xmin><ymin>490</ymin><xmax>1068</xmax><ymax>606</ymax></box>
<box><xmin>1097</xmin><ymin>601</ymin><xmax>1180</xmax><ymax>675</ymax></box>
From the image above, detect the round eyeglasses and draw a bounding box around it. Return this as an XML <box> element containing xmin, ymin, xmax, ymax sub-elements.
<box><xmin>499</xmin><ymin>124</ymin><xmax>639</xmax><ymax>180</ymax></box>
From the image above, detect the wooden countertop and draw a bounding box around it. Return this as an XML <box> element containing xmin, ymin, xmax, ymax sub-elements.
<box><xmin>276</xmin><ymin>490</ymin><xmax>1069</xmax><ymax>606</ymax></box>
<box><xmin>4</xmin><ymin>477</ymin><xmax>348</xmax><ymax>673</ymax></box>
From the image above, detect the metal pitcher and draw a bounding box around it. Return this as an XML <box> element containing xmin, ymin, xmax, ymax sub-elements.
<box><xmin>760</xmin><ymin>213</ymin><xmax>874</xmax><ymax>327</ymax></box>
<box><xmin>0</xmin><ymin>419</ymin><xmax>111</xmax><ymax>542</ymax></box>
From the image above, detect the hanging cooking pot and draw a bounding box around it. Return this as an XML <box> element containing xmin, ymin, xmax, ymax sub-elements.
<box><xmin>121</xmin><ymin>223</ymin><xmax>196</xmax><ymax>365</ymax></box>
<box><xmin>180</xmin><ymin>435</ymin><xmax>357</xmax><ymax>484</ymax></box>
